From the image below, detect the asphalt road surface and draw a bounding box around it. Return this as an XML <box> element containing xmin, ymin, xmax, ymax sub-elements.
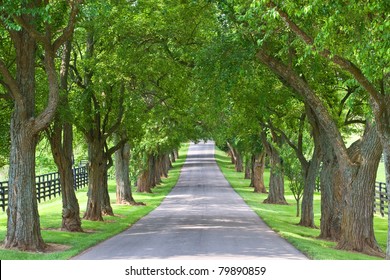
<box><xmin>73</xmin><ymin>141</ymin><xmax>307</xmax><ymax>260</ymax></box>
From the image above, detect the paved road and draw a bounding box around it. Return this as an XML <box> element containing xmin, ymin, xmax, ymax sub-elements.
<box><xmin>73</xmin><ymin>142</ymin><xmax>307</xmax><ymax>260</ymax></box>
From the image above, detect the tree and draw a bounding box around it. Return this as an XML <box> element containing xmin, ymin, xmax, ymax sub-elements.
<box><xmin>46</xmin><ymin>39</ymin><xmax>82</xmax><ymax>232</ymax></box>
<box><xmin>214</xmin><ymin>0</ymin><xmax>384</xmax><ymax>256</ymax></box>
<box><xmin>0</xmin><ymin>0</ymin><xmax>81</xmax><ymax>251</ymax></box>
<box><xmin>284</xmin><ymin>150</ymin><xmax>305</xmax><ymax>217</ymax></box>
<box><xmin>260</xmin><ymin>130</ymin><xmax>287</xmax><ymax>205</ymax></box>
<box><xmin>266</xmin><ymin>0</ymin><xmax>389</xmax><ymax>258</ymax></box>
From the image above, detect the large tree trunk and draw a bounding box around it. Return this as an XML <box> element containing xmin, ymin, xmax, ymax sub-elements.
<box><xmin>6</xmin><ymin>120</ymin><xmax>44</xmax><ymax>251</ymax></box>
<box><xmin>171</xmin><ymin>151</ymin><xmax>176</xmax><ymax>163</ymax></box>
<box><xmin>58</xmin><ymin>150</ymin><xmax>81</xmax><ymax>231</ymax></box>
<box><xmin>137</xmin><ymin>171</ymin><xmax>152</xmax><ymax>193</ymax></box>
<box><xmin>115</xmin><ymin>142</ymin><xmax>138</xmax><ymax>205</ymax></box>
<box><xmin>298</xmin><ymin>106</ymin><xmax>322</xmax><ymax>228</ymax></box>
<box><xmin>173</xmin><ymin>150</ymin><xmax>179</xmax><ymax>160</ymax></box>
<box><xmin>234</xmin><ymin>148</ymin><xmax>243</xmax><ymax>172</ymax></box>
<box><xmin>137</xmin><ymin>154</ymin><xmax>154</xmax><ymax>193</ymax></box>
<box><xmin>383</xmin><ymin>127</ymin><xmax>390</xmax><ymax>259</ymax></box>
<box><xmin>261</xmin><ymin>132</ymin><xmax>287</xmax><ymax>204</ymax></box>
<box><xmin>101</xmin><ymin>166</ymin><xmax>114</xmax><ymax>216</ymax></box>
<box><xmin>226</xmin><ymin>142</ymin><xmax>243</xmax><ymax>172</ymax></box>
<box><xmin>49</xmin><ymin>40</ymin><xmax>82</xmax><ymax>232</ymax></box>
<box><xmin>154</xmin><ymin>155</ymin><xmax>162</xmax><ymax>186</ymax></box>
<box><xmin>318</xmin><ymin>134</ymin><xmax>343</xmax><ymax>240</ymax></box>
<box><xmin>50</xmin><ymin>122</ymin><xmax>81</xmax><ymax>231</ymax></box>
<box><xmin>336</xmin><ymin>124</ymin><xmax>383</xmax><ymax>257</ymax></box>
<box><xmin>244</xmin><ymin>156</ymin><xmax>251</xmax><ymax>180</ymax></box>
<box><xmin>4</xmin><ymin>29</ymin><xmax>46</xmax><ymax>251</ymax></box>
<box><xmin>226</xmin><ymin>142</ymin><xmax>236</xmax><ymax>165</ymax></box>
<box><xmin>372</xmin><ymin>95</ymin><xmax>390</xmax><ymax>259</ymax></box>
<box><xmin>84</xmin><ymin>138</ymin><xmax>105</xmax><ymax>221</ymax></box>
<box><xmin>252</xmin><ymin>152</ymin><xmax>267</xmax><ymax>193</ymax></box>
<box><xmin>384</xmin><ymin>140</ymin><xmax>390</xmax><ymax>259</ymax></box>
<box><xmin>298</xmin><ymin>144</ymin><xmax>321</xmax><ymax>228</ymax></box>
<box><xmin>161</xmin><ymin>153</ymin><xmax>171</xmax><ymax>178</ymax></box>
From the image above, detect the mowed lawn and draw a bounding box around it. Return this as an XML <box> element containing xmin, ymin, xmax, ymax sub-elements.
<box><xmin>214</xmin><ymin>147</ymin><xmax>388</xmax><ymax>260</ymax></box>
<box><xmin>0</xmin><ymin>143</ymin><xmax>189</xmax><ymax>260</ymax></box>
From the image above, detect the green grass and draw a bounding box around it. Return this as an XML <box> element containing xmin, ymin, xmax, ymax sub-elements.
<box><xmin>377</xmin><ymin>162</ymin><xmax>386</xmax><ymax>182</ymax></box>
<box><xmin>214</xmin><ymin>147</ymin><xmax>388</xmax><ymax>260</ymax></box>
<box><xmin>0</xmin><ymin>143</ymin><xmax>190</xmax><ymax>260</ymax></box>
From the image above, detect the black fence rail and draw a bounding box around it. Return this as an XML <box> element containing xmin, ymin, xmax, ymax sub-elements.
<box><xmin>0</xmin><ymin>181</ymin><xmax>8</xmax><ymax>213</ymax></box>
<box><xmin>36</xmin><ymin>171</ymin><xmax>61</xmax><ymax>203</ymax></box>
<box><xmin>374</xmin><ymin>182</ymin><xmax>389</xmax><ymax>217</ymax></box>
<box><xmin>0</xmin><ymin>165</ymin><xmax>88</xmax><ymax>212</ymax></box>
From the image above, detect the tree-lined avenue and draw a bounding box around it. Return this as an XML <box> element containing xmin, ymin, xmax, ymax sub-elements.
<box><xmin>73</xmin><ymin>142</ymin><xmax>307</xmax><ymax>260</ymax></box>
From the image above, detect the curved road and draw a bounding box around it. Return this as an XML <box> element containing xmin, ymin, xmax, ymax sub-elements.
<box><xmin>73</xmin><ymin>142</ymin><xmax>307</xmax><ymax>260</ymax></box>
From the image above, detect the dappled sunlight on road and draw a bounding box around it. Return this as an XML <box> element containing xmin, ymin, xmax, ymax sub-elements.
<box><xmin>73</xmin><ymin>142</ymin><xmax>307</xmax><ymax>260</ymax></box>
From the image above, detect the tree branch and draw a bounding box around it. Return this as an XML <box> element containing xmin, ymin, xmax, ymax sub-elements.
<box><xmin>12</xmin><ymin>15</ymin><xmax>48</xmax><ymax>45</ymax></box>
<box><xmin>32</xmin><ymin>47</ymin><xmax>59</xmax><ymax>134</ymax></box>
<box><xmin>104</xmin><ymin>83</ymin><xmax>125</xmax><ymax>139</ymax></box>
<box><xmin>53</xmin><ymin>0</ymin><xmax>83</xmax><ymax>51</ymax></box>
<box><xmin>256</xmin><ymin>48</ymin><xmax>351</xmax><ymax>167</ymax></box>
<box><xmin>0</xmin><ymin>59</ymin><xmax>20</xmax><ymax>102</ymax></box>
<box><xmin>107</xmin><ymin>138</ymin><xmax>128</xmax><ymax>158</ymax></box>
<box><xmin>268</xmin><ymin>1</ymin><xmax>382</xmax><ymax>106</ymax></box>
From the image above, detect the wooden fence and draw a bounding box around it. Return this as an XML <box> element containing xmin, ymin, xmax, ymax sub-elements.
<box><xmin>374</xmin><ymin>182</ymin><xmax>389</xmax><ymax>217</ymax></box>
<box><xmin>0</xmin><ymin>165</ymin><xmax>88</xmax><ymax>212</ymax></box>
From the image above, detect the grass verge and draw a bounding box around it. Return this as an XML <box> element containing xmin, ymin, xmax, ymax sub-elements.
<box><xmin>214</xmin><ymin>147</ymin><xmax>388</xmax><ymax>260</ymax></box>
<box><xmin>0</xmin><ymin>143</ymin><xmax>189</xmax><ymax>260</ymax></box>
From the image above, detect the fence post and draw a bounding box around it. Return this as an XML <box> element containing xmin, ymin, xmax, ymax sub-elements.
<box><xmin>379</xmin><ymin>183</ymin><xmax>385</xmax><ymax>217</ymax></box>
<box><xmin>0</xmin><ymin>182</ymin><xmax>4</xmax><ymax>212</ymax></box>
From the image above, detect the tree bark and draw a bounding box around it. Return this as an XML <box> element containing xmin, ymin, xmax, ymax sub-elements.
<box><xmin>298</xmin><ymin>144</ymin><xmax>321</xmax><ymax>228</ymax></box>
<box><xmin>299</xmin><ymin>106</ymin><xmax>322</xmax><ymax>228</ymax></box>
<box><xmin>6</xmin><ymin>119</ymin><xmax>44</xmax><ymax>251</ymax></box>
<box><xmin>226</xmin><ymin>142</ymin><xmax>236</xmax><ymax>164</ymax></box>
<box><xmin>152</xmin><ymin>155</ymin><xmax>160</xmax><ymax>186</ymax></box>
<box><xmin>261</xmin><ymin>132</ymin><xmax>287</xmax><ymax>204</ymax></box>
<box><xmin>101</xmin><ymin>166</ymin><xmax>114</xmax><ymax>216</ymax></box>
<box><xmin>50</xmin><ymin>121</ymin><xmax>82</xmax><ymax>231</ymax></box>
<box><xmin>161</xmin><ymin>153</ymin><xmax>171</xmax><ymax>177</ymax></box>
<box><xmin>115</xmin><ymin>142</ymin><xmax>138</xmax><ymax>205</ymax></box>
<box><xmin>244</xmin><ymin>156</ymin><xmax>251</xmax><ymax>180</ymax></box>
<box><xmin>4</xmin><ymin>29</ymin><xmax>45</xmax><ymax>251</ymax></box>
<box><xmin>336</xmin><ymin>123</ymin><xmax>383</xmax><ymax>257</ymax></box>
<box><xmin>373</xmin><ymin>95</ymin><xmax>390</xmax><ymax>259</ymax></box>
<box><xmin>234</xmin><ymin>148</ymin><xmax>243</xmax><ymax>172</ymax></box>
<box><xmin>173</xmin><ymin>150</ymin><xmax>179</xmax><ymax>160</ymax></box>
<box><xmin>137</xmin><ymin>154</ymin><xmax>154</xmax><ymax>193</ymax></box>
<box><xmin>171</xmin><ymin>151</ymin><xmax>176</xmax><ymax>163</ymax></box>
<box><xmin>84</xmin><ymin>138</ymin><xmax>105</xmax><ymax>221</ymax></box>
<box><xmin>252</xmin><ymin>152</ymin><xmax>267</xmax><ymax>193</ymax></box>
<box><xmin>226</xmin><ymin>142</ymin><xmax>243</xmax><ymax>172</ymax></box>
<box><xmin>48</xmin><ymin>40</ymin><xmax>82</xmax><ymax>232</ymax></box>
<box><xmin>137</xmin><ymin>171</ymin><xmax>152</xmax><ymax>193</ymax></box>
